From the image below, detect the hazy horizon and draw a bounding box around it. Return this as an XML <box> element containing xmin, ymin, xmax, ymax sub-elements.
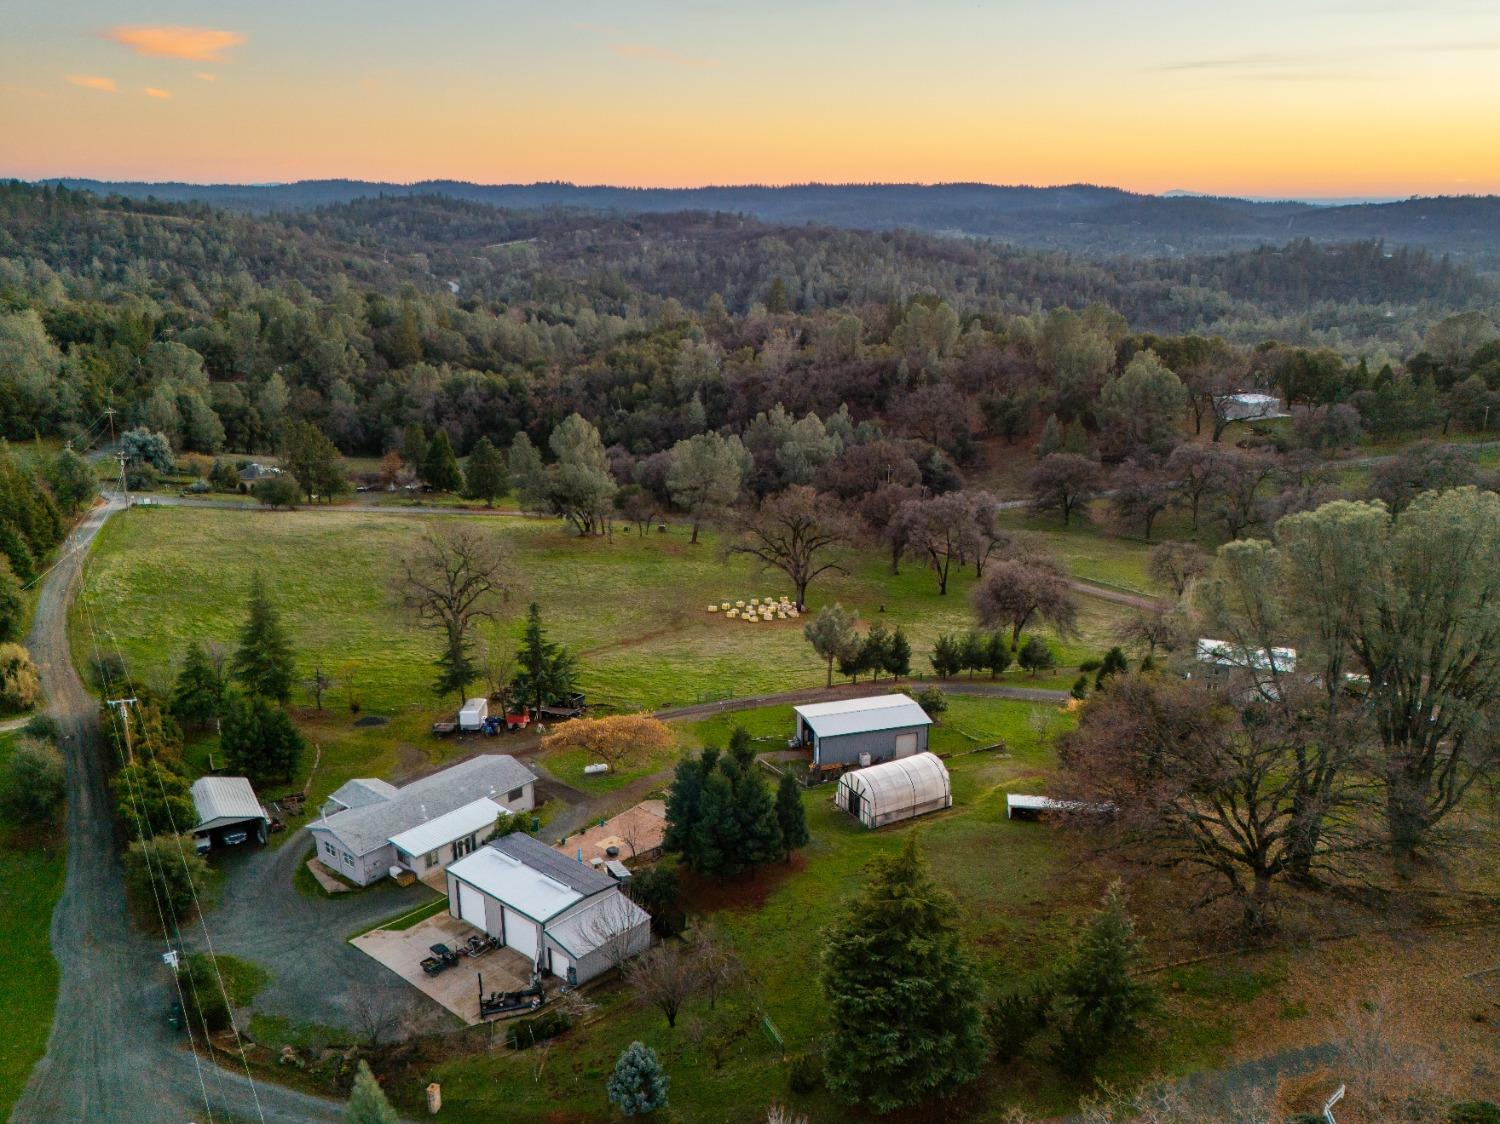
<box><xmin>4</xmin><ymin>1</ymin><xmax>1499</xmax><ymax>197</ymax></box>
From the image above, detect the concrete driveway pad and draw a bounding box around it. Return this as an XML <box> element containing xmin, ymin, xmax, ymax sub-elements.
<box><xmin>351</xmin><ymin>913</ymin><xmax>533</xmax><ymax>1026</ymax></box>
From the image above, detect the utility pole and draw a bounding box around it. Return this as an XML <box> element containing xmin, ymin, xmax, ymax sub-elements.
<box><xmin>105</xmin><ymin>697</ymin><xmax>138</xmax><ymax>764</ymax></box>
<box><xmin>117</xmin><ymin>451</ymin><xmax>130</xmax><ymax>506</ymax></box>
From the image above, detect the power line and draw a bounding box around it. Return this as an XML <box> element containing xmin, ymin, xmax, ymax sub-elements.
<box><xmin>81</xmin><ymin>585</ymin><xmax>268</xmax><ymax>1124</ymax></box>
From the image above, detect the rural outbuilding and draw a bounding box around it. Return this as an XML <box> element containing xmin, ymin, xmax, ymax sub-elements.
<box><xmin>792</xmin><ymin>693</ymin><xmax>932</xmax><ymax>768</ymax></box>
<box><xmin>190</xmin><ymin>776</ymin><xmax>270</xmax><ymax>853</ymax></box>
<box><xmin>446</xmin><ymin>832</ymin><xmax>651</xmax><ymax>985</ymax></box>
<box><xmin>835</xmin><ymin>752</ymin><xmax>952</xmax><ymax>828</ymax></box>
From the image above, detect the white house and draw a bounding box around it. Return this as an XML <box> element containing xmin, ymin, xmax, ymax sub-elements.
<box><xmin>309</xmin><ymin>754</ymin><xmax>537</xmax><ymax>886</ymax></box>
<box><xmin>792</xmin><ymin>694</ymin><xmax>933</xmax><ymax>768</ymax></box>
<box><xmin>1216</xmin><ymin>393</ymin><xmax>1288</xmax><ymax>423</ymax></box>
<box><xmin>446</xmin><ymin>832</ymin><xmax>651</xmax><ymax>985</ymax></box>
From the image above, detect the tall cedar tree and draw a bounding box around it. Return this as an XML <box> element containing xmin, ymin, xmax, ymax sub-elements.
<box><xmin>0</xmin><ymin>558</ymin><xmax>22</xmax><ymax>643</ymax></box>
<box><xmin>665</xmin><ymin>742</ymin><xmax>786</xmax><ymax>876</ymax></box>
<box><xmin>821</xmin><ymin>834</ymin><xmax>986</xmax><ymax>1111</ymax></box>
<box><xmin>885</xmin><ymin>625</ymin><xmax>912</xmax><ymax>678</ymax></box>
<box><xmin>1049</xmin><ymin>882</ymin><xmax>1154</xmax><ymax>1077</ymax></box>
<box><xmin>279</xmin><ymin>419</ymin><xmax>347</xmax><ymax>502</ymax></box>
<box><xmin>510</xmin><ymin>603</ymin><xmax>577</xmax><ymax>711</ymax></box>
<box><xmin>345</xmin><ymin>1059</ymin><xmax>399</xmax><ymax>1124</ymax></box>
<box><xmin>421</xmin><ymin>429</ymin><xmax>464</xmax><ymax>493</ymax></box>
<box><xmin>775</xmin><ymin>773</ymin><xmax>810</xmax><ymax>854</ymax></box>
<box><xmin>606</xmin><ymin>1041</ymin><xmax>670</xmax><ymax>1117</ymax></box>
<box><xmin>171</xmin><ymin>641</ymin><xmax>224</xmax><ymax>724</ymax></box>
<box><xmin>232</xmin><ymin>573</ymin><xmax>295</xmax><ymax>703</ymax></box>
<box><xmin>221</xmin><ymin>690</ymin><xmax>306</xmax><ymax>783</ymax></box>
<box><xmin>461</xmin><ymin>435</ymin><xmax>508</xmax><ymax>506</ymax></box>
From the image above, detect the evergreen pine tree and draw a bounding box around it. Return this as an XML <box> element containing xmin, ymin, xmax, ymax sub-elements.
<box><xmin>884</xmin><ymin>626</ymin><xmax>912</xmax><ymax>678</ymax></box>
<box><xmin>421</xmin><ymin>429</ymin><xmax>464</xmax><ymax>493</ymax></box>
<box><xmin>959</xmin><ymin>630</ymin><xmax>987</xmax><ymax>678</ymax></box>
<box><xmin>1094</xmin><ymin>645</ymin><xmax>1129</xmax><ymax>690</ymax></box>
<box><xmin>732</xmin><ymin>759</ymin><xmax>786</xmax><ymax>867</ymax></box>
<box><xmin>606</xmin><ymin>1041</ymin><xmax>669</xmax><ymax>1117</ymax></box>
<box><xmin>930</xmin><ymin>633</ymin><xmax>963</xmax><ymax>679</ymax></box>
<box><xmin>510</xmin><ymin>603</ymin><xmax>577</xmax><ymax>711</ymax></box>
<box><xmin>1049</xmin><ymin>882</ymin><xmax>1154</xmax><ymax>1077</ymax></box>
<box><xmin>821</xmin><ymin>835</ymin><xmax>986</xmax><ymax>1111</ymax></box>
<box><xmin>171</xmin><ymin>641</ymin><xmax>224</xmax><ymax>724</ymax></box>
<box><xmin>434</xmin><ymin>628</ymin><xmax>477</xmax><ymax>704</ymax></box>
<box><xmin>984</xmin><ymin>631</ymin><xmax>1013</xmax><ymax>679</ymax></box>
<box><xmin>400</xmin><ymin>424</ymin><xmax>428</xmax><ymax>474</ymax></box>
<box><xmin>461</xmin><ymin>436</ymin><xmax>509</xmax><ymax>506</ymax></box>
<box><xmin>345</xmin><ymin>1059</ymin><xmax>399</xmax><ymax>1124</ymax></box>
<box><xmin>775</xmin><ymin>772</ymin><xmax>809</xmax><ymax>855</ymax></box>
<box><xmin>0</xmin><ymin>522</ymin><xmax>35</xmax><ymax>584</ymax></box>
<box><xmin>862</xmin><ymin>622</ymin><xmax>892</xmax><ymax>682</ymax></box>
<box><xmin>232</xmin><ymin>572</ymin><xmax>294</xmax><ymax>703</ymax></box>
<box><xmin>662</xmin><ymin>749</ymin><xmax>715</xmax><ymax>864</ymax></box>
<box><xmin>221</xmin><ymin>690</ymin><xmax>306</xmax><ymax>783</ymax></box>
<box><xmin>727</xmin><ymin>725</ymin><xmax>754</xmax><ymax>767</ymax></box>
<box><xmin>1037</xmin><ymin>414</ymin><xmax>1064</xmax><ymax>457</ymax></box>
<box><xmin>765</xmin><ymin>277</ymin><xmax>790</xmax><ymax>314</ymax></box>
<box><xmin>1018</xmin><ymin>636</ymin><xmax>1056</xmax><ymax>677</ymax></box>
<box><xmin>689</xmin><ymin>768</ymin><xmax>738</xmax><ymax>876</ymax></box>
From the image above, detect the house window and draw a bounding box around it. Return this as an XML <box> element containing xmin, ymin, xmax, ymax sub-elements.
<box><xmin>323</xmin><ymin>842</ymin><xmax>337</xmax><ymax>859</ymax></box>
<box><xmin>425</xmin><ymin>850</ymin><xmax>439</xmax><ymax>869</ymax></box>
<box><xmin>342</xmin><ymin>852</ymin><xmax>354</xmax><ymax>866</ymax></box>
<box><xmin>507</xmin><ymin>787</ymin><xmax>523</xmax><ymax>803</ymax></box>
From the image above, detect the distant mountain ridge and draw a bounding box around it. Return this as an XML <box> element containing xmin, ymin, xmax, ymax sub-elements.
<box><xmin>32</xmin><ymin>177</ymin><xmax>1500</xmax><ymax>266</ymax></box>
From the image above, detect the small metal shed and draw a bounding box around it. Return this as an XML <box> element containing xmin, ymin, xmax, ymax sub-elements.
<box><xmin>190</xmin><ymin>776</ymin><xmax>270</xmax><ymax>852</ymax></box>
<box><xmin>792</xmin><ymin>694</ymin><xmax>933</xmax><ymax>767</ymax></box>
<box><xmin>835</xmin><ymin>752</ymin><xmax>952</xmax><ymax>828</ymax></box>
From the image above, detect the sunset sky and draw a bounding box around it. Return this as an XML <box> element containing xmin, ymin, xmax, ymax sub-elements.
<box><xmin>3</xmin><ymin>1</ymin><xmax>1499</xmax><ymax>198</ymax></box>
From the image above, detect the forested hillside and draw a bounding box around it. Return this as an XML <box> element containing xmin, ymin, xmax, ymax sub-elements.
<box><xmin>1</xmin><ymin>182</ymin><xmax>1496</xmax><ymax>466</ymax></box>
<box><xmin>42</xmin><ymin>178</ymin><xmax>1500</xmax><ymax>266</ymax></box>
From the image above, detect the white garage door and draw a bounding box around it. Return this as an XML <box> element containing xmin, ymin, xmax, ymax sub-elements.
<box><xmin>504</xmin><ymin>907</ymin><xmax>537</xmax><ymax>959</ymax></box>
<box><xmin>894</xmin><ymin>731</ymin><xmax>918</xmax><ymax>757</ymax></box>
<box><xmin>457</xmin><ymin>882</ymin><xmax>487</xmax><ymax>929</ymax></box>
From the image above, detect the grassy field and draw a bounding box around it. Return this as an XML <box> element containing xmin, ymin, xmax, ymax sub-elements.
<box><xmin>398</xmin><ymin>696</ymin><xmax>1250</xmax><ymax>1121</ymax></box>
<box><xmin>0</xmin><ymin>733</ymin><xmax>64</xmax><ymax>1119</ymax></box>
<box><xmin>73</xmin><ymin>506</ymin><xmax>1137</xmax><ymax>805</ymax></box>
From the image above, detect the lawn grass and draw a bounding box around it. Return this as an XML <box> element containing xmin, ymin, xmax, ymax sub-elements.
<box><xmin>403</xmin><ymin>696</ymin><xmax>1240</xmax><ymax>1122</ymax></box>
<box><xmin>0</xmin><ymin>733</ymin><xmax>65</xmax><ymax>1119</ymax></box>
<box><xmin>74</xmin><ymin>506</ymin><xmax>1133</xmax><ymax>805</ymax></box>
<box><xmin>189</xmin><ymin>951</ymin><xmax>270</xmax><ymax>1007</ymax></box>
<box><xmin>347</xmin><ymin>895</ymin><xmax>447</xmax><ymax>941</ymax></box>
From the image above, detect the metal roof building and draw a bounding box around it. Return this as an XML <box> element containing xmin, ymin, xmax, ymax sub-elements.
<box><xmin>835</xmin><ymin>752</ymin><xmax>952</xmax><ymax>828</ymax></box>
<box><xmin>189</xmin><ymin>776</ymin><xmax>270</xmax><ymax>851</ymax></box>
<box><xmin>792</xmin><ymin>694</ymin><xmax>933</xmax><ymax>768</ymax></box>
<box><xmin>446</xmin><ymin>832</ymin><xmax>650</xmax><ymax>985</ymax></box>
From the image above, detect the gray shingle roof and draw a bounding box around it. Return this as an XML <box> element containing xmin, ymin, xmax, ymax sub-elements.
<box><xmin>315</xmin><ymin>754</ymin><xmax>536</xmax><ymax>856</ymax></box>
<box><xmin>325</xmin><ymin>778</ymin><xmax>398</xmax><ymax>811</ymax></box>
<box><xmin>488</xmin><ymin>832</ymin><xmax>616</xmax><ymax>897</ymax></box>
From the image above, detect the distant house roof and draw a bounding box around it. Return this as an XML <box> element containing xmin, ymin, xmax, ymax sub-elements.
<box><xmin>1216</xmin><ymin>393</ymin><xmax>1288</xmax><ymax>422</ymax></box>
<box><xmin>237</xmin><ymin>462</ymin><xmax>281</xmax><ymax>482</ymax></box>
<box><xmin>793</xmin><ymin>694</ymin><xmax>932</xmax><ymax>738</ymax></box>
<box><xmin>313</xmin><ymin>754</ymin><xmax>537</xmax><ymax>857</ymax></box>
<box><xmin>449</xmin><ymin>832</ymin><xmax>616</xmax><ymax>924</ymax></box>
<box><xmin>190</xmin><ymin>776</ymin><xmax>268</xmax><ymax>834</ymax></box>
<box><xmin>1195</xmin><ymin>638</ymin><xmax>1297</xmax><ymax>673</ymax></box>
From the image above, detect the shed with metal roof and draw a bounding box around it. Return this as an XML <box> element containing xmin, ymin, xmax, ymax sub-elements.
<box><xmin>792</xmin><ymin>693</ymin><xmax>932</xmax><ymax>767</ymax></box>
<box><xmin>189</xmin><ymin>776</ymin><xmax>270</xmax><ymax>852</ymax></box>
<box><xmin>835</xmin><ymin>752</ymin><xmax>952</xmax><ymax>828</ymax></box>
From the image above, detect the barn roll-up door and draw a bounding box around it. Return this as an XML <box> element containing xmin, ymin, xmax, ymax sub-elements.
<box><xmin>504</xmin><ymin>907</ymin><xmax>538</xmax><ymax>959</ymax></box>
<box><xmin>458</xmin><ymin>882</ymin><xmax>487</xmax><ymax>929</ymax></box>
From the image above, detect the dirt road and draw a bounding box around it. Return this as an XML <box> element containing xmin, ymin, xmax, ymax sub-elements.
<box><xmin>13</xmin><ymin>495</ymin><xmax>344</xmax><ymax>1123</ymax></box>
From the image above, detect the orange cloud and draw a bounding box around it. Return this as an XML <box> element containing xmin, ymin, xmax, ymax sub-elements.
<box><xmin>65</xmin><ymin>74</ymin><xmax>117</xmax><ymax>92</ymax></box>
<box><xmin>608</xmin><ymin>43</ymin><xmax>718</xmax><ymax>69</ymax></box>
<box><xmin>193</xmin><ymin>72</ymin><xmax>217</xmax><ymax>82</ymax></box>
<box><xmin>143</xmin><ymin>87</ymin><xmax>172</xmax><ymax>99</ymax></box>
<box><xmin>105</xmin><ymin>26</ymin><xmax>246</xmax><ymax>62</ymax></box>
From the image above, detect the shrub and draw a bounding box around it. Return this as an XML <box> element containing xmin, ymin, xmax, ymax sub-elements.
<box><xmin>1071</xmin><ymin>675</ymin><xmax>1090</xmax><ymax>700</ymax></box>
<box><xmin>90</xmin><ymin>651</ymin><xmax>126</xmax><ymax>690</ymax></box>
<box><xmin>506</xmin><ymin>1008</ymin><xmax>572</xmax><ymax>1050</ymax></box>
<box><xmin>986</xmin><ymin>983</ymin><xmax>1052</xmax><ymax>1061</ymax></box>
<box><xmin>0</xmin><ymin>737</ymin><xmax>66</xmax><ymax>824</ymax></box>
<box><xmin>914</xmin><ymin>685</ymin><xmax>947</xmax><ymax>716</ymax></box>
<box><xmin>788</xmin><ymin>1051</ymin><xmax>823</xmax><ymax>1095</ymax></box>
<box><xmin>0</xmin><ymin>642</ymin><xmax>40</xmax><ymax>711</ymax></box>
<box><xmin>179</xmin><ymin>953</ymin><xmax>232</xmax><ymax>1036</ymax></box>
<box><xmin>1450</xmin><ymin>1103</ymin><xmax>1500</xmax><ymax>1124</ymax></box>
<box><xmin>252</xmin><ymin>475</ymin><xmax>301</xmax><ymax>509</ymax></box>
<box><xmin>124</xmin><ymin>835</ymin><xmax>211</xmax><ymax>927</ymax></box>
<box><xmin>23</xmin><ymin>712</ymin><xmax>57</xmax><ymax>740</ymax></box>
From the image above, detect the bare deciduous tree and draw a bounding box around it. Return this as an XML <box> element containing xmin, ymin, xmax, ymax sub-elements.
<box><xmin>972</xmin><ymin>556</ymin><xmax>1078</xmax><ymax>648</ymax></box>
<box><xmin>626</xmin><ymin>940</ymin><xmax>700</xmax><ymax>1028</ymax></box>
<box><xmin>1147</xmin><ymin>541</ymin><xmax>1209</xmax><ymax>600</ymax></box>
<box><xmin>727</xmin><ymin>485</ymin><xmax>854</xmax><ymax>610</ymax></box>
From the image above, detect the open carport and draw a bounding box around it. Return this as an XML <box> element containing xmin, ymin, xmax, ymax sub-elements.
<box><xmin>350</xmin><ymin>912</ymin><xmax>536</xmax><ymax>1026</ymax></box>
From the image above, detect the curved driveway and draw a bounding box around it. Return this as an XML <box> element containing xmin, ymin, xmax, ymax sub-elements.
<box><xmin>13</xmin><ymin>496</ymin><xmax>344</xmax><ymax>1123</ymax></box>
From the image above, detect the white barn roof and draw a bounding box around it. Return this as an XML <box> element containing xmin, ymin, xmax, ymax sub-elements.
<box><xmin>388</xmin><ymin>797</ymin><xmax>505</xmax><ymax>858</ymax></box>
<box><xmin>546</xmin><ymin>893</ymin><xmax>650</xmax><ymax>959</ymax></box>
<box><xmin>794</xmin><ymin>694</ymin><xmax>932</xmax><ymax>738</ymax></box>
<box><xmin>449</xmin><ymin>844</ymin><xmax>585</xmax><ymax>923</ymax></box>
<box><xmin>838</xmin><ymin>752</ymin><xmax>952</xmax><ymax>827</ymax></box>
<box><xmin>190</xmin><ymin>776</ymin><xmax>268</xmax><ymax>833</ymax></box>
<box><xmin>1195</xmin><ymin>638</ymin><xmax>1297</xmax><ymax>673</ymax></box>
